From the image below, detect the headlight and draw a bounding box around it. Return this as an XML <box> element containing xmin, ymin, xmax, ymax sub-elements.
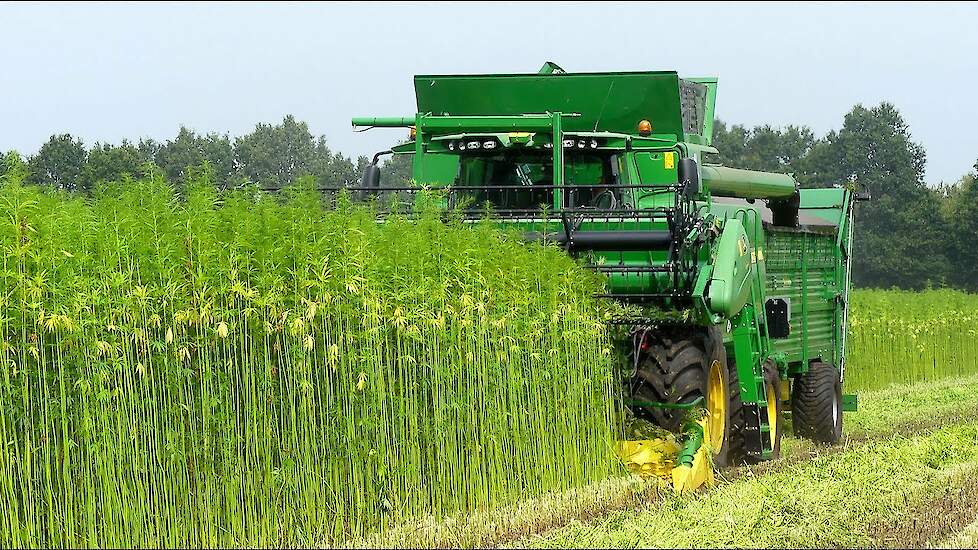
<box><xmin>448</xmin><ymin>138</ymin><xmax>499</xmax><ymax>152</ymax></box>
<box><xmin>559</xmin><ymin>137</ymin><xmax>601</xmax><ymax>149</ymax></box>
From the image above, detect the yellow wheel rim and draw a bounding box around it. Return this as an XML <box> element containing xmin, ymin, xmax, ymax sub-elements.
<box><xmin>706</xmin><ymin>360</ymin><xmax>726</xmax><ymax>452</ymax></box>
<box><xmin>766</xmin><ymin>382</ymin><xmax>779</xmax><ymax>448</ymax></box>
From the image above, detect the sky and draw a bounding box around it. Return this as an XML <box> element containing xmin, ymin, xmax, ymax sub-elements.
<box><xmin>1</xmin><ymin>1</ymin><xmax>976</xmax><ymax>184</ymax></box>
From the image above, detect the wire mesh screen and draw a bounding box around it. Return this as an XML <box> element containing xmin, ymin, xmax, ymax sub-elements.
<box><xmin>679</xmin><ymin>79</ymin><xmax>708</xmax><ymax>137</ymax></box>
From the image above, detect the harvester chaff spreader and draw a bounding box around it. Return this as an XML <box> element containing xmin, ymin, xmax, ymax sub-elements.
<box><xmin>351</xmin><ymin>62</ymin><xmax>860</xmax><ymax>492</ymax></box>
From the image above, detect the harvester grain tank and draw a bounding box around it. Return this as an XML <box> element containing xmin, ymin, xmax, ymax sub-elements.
<box><xmin>351</xmin><ymin>62</ymin><xmax>860</xmax><ymax>490</ymax></box>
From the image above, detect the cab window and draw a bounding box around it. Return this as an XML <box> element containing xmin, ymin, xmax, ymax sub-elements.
<box><xmin>455</xmin><ymin>151</ymin><xmax>621</xmax><ymax>211</ymax></box>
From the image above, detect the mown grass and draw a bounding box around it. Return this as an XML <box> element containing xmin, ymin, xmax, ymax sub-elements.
<box><xmin>523</xmin><ymin>423</ymin><xmax>978</xmax><ymax>548</ymax></box>
<box><xmin>940</xmin><ymin>514</ymin><xmax>978</xmax><ymax>548</ymax></box>
<box><xmin>845</xmin><ymin>373</ymin><xmax>978</xmax><ymax>436</ymax></box>
<box><xmin>511</xmin><ymin>375</ymin><xmax>978</xmax><ymax>548</ymax></box>
<box><xmin>365</xmin><ymin>375</ymin><xmax>978</xmax><ymax>549</ymax></box>
<box><xmin>0</xmin><ymin>170</ymin><xmax>620</xmax><ymax>547</ymax></box>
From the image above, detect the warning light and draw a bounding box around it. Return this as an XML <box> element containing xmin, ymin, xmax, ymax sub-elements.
<box><xmin>638</xmin><ymin>120</ymin><xmax>652</xmax><ymax>136</ymax></box>
<box><xmin>409</xmin><ymin>126</ymin><xmax>417</xmax><ymax>140</ymax></box>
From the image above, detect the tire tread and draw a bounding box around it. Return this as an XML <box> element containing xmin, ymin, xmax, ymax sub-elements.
<box><xmin>792</xmin><ymin>362</ymin><xmax>842</xmax><ymax>444</ymax></box>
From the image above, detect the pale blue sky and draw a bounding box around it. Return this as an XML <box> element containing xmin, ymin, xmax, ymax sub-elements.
<box><xmin>1</xmin><ymin>2</ymin><xmax>975</xmax><ymax>183</ymax></box>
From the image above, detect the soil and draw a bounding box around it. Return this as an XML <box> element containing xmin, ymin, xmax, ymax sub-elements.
<box><xmin>868</xmin><ymin>470</ymin><xmax>978</xmax><ymax>548</ymax></box>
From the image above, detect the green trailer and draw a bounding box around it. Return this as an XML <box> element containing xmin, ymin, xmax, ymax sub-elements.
<box><xmin>351</xmin><ymin>62</ymin><xmax>860</xmax><ymax>487</ymax></box>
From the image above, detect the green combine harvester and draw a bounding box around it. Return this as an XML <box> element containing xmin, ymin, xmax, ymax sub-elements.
<box><xmin>351</xmin><ymin>62</ymin><xmax>861</xmax><ymax>491</ymax></box>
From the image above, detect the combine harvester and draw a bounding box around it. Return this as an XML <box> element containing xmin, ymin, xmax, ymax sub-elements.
<box><xmin>351</xmin><ymin>63</ymin><xmax>861</xmax><ymax>492</ymax></box>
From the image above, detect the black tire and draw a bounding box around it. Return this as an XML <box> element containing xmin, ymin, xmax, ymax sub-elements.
<box><xmin>714</xmin><ymin>341</ymin><xmax>748</xmax><ymax>467</ymax></box>
<box><xmin>792</xmin><ymin>361</ymin><xmax>843</xmax><ymax>444</ymax></box>
<box><xmin>761</xmin><ymin>361</ymin><xmax>784</xmax><ymax>460</ymax></box>
<box><xmin>629</xmin><ymin>326</ymin><xmax>747</xmax><ymax>466</ymax></box>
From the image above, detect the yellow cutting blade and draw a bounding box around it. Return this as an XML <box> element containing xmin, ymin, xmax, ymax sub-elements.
<box><xmin>615</xmin><ymin>438</ymin><xmax>680</xmax><ymax>478</ymax></box>
<box><xmin>616</xmin><ymin>419</ymin><xmax>716</xmax><ymax>494</ymax></box>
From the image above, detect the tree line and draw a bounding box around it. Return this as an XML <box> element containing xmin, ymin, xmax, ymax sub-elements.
<box><xmin>1</xmin><ymin>103</ymin><xmax>975</xmax><ymax>292</ymax></box>
<box><xmin>0</xmin><ymin>115</ymin><xmax>367</xmax><ymax>193</ymax></box>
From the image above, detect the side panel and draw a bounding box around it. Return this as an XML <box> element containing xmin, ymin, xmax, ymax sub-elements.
<box><xmin>412</xmin><ymin>152</ymin><xmax>460</xmax><ymax>185</ymax></box>
<box><xmin>764</xmin><ymin>229</ymin><xmax>840</xmax><ymax>372</ymax></box>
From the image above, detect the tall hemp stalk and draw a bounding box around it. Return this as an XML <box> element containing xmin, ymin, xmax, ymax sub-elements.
<box><xmin>0</xmin><ymin>167</ymin><xmax>620</xmax><ymax>548</ymax></box>
<box><xmin>845</xmin><ymin>289</ymin><xmax>978</xmax><ymax>391</ymax></box>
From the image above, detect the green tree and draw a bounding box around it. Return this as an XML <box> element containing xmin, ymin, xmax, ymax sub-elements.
<box><xmin>711</xmin><ymin>120</ymin><xmax>815</xmax><ymax>175</ymax></box>
<box><xmin>711</xmin><ymin>120</ymin><xmax>749</xmax><ymax>167</ymax></box>
<box><xmin>234</xmin><ymin>115</ymin><xmax>317</xmax><ymax>187</ymax></box>
<box><xmin>790</xmin><ymin>134</ymin><xmax>840</xmax><ymax>187</ymax></box>
<box><xmin>234</xmin><ymin>115</ymin><xmax>364</xmax><ymax>188</ymax></box>
<box><xmin>380</xmin><ymin>152</ymin><xmax>413</xmax><ymax>188</ymax></box>
<box><xmin>825</xmin><ymin>103</ymin><xmax>947</xmax><ymax>289</ymax></box>
<box><xmin>156</xmin><ymin>127</ymin><xmax>235</xmax><ymax>188</ymax></box>
<box><xmin>82</xmin><ymin>140</ymin><xmax>150</xmax><ymax>188</ymax></box>
<box><xmin>945</xmin><ymin>160</ymin><xmax>978</xmax><ymax>291</ymax></box>
<box><xmin>28</xmin><ymin>134</ymin><xmax>87</xmax><ymax>190</ymax></box>
<box><xmin>137</xmin><ymin>138</ymin><xmax>162</xmax><ymax>164</ymax></box>
<box><xmin>1</xmin><ymin>151</ymin><xmax>27</xmax><ymax>182</ymax></box>
<box><xmin>309</xmin><ymin>136</ymin><xmax>361</xmax><ymax>185</ymax></box>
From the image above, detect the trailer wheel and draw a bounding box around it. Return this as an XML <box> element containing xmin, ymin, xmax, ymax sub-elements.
<box><xmin>792</xmin><ymin>361</ymin><xmax>843</xmax><ymax>444</ymax></box>
<box><xmin>630</xmin><ymin>327</ymin><xmax>747</xmax><ymax>466</ymax></box>
<box><xmin>761</xmin><ymin>361</ymin><xmax>783</xmax><ymax>460</ymax></box>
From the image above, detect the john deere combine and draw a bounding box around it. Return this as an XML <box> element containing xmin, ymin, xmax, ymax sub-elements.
<box><xmin>351</xmin><ymin>62</ymin><xmax>860</xmax><ymax>491</ymax></box>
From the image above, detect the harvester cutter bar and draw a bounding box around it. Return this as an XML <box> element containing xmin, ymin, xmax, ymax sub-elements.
<box><xmin>591</xmin><ymin>265</ymin><xmax>678</xmax><ymax>273</ymax></box>
<box><xmin>593</xmin><ymin>292</ymin><xmax>692</xmax><ymax>301</ymax></box>
<box><xmin>624</xmin><ymin>396</ymin><xmax>704</xmax><ymax>411</ymax></box>
<box><xmin>604</xmin><ymin>316</ymin><xmax>686</xmax><ymax>326</ymax></box>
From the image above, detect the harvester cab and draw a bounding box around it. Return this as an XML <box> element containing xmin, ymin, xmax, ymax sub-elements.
<box><xmin>352</xmin><ymin>63</ymin><xmax>858</xmax><ymax>493</ymax></box>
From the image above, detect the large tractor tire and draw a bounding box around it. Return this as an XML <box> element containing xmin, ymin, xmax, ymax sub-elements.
<box><xmin>761</xmin><ymin>361</ymin><xmax>784</xmax><ymax>460</ymax></box>
<box><xmin>630</xmin><ymin>327</ymin><xmax>747</xmax><ymax>466</ymax></box>
<box><xmin>792</xmin><ymin>361</ymin><xmax>843</xmax><ymax>444</ymax></box>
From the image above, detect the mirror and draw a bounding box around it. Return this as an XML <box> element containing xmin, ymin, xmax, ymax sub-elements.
<box><xmin>678</xmin><ymin>157</ymin><xmax>700</xmax><ymax>197</ymax></box>
<box><xmin>359</xmin><ymin>163</ymin><xmax>381</xmax><ymax>200</ymax></box>
<box><xmin>361</xmin><ymin>164</ymin><xmax>381</xmax><ymax>188</ymax></box>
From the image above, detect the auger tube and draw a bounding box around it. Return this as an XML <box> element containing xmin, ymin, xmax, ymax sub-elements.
<box><xmin>701</xmin><ymin>165</ymin><xmax>798</xmax><ymax>200</ymax></box>
<box><xmin>352</xmin><ymin>117</ymin><xmax>414</xmax><ymax>128</ymax></box>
